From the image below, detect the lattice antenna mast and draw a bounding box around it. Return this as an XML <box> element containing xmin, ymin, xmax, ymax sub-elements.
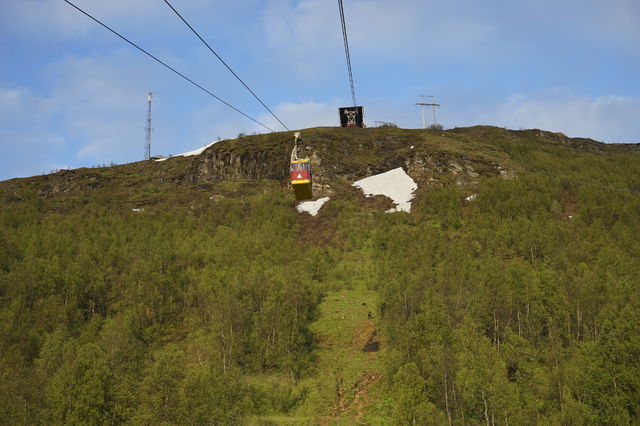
<box><xmin>145</xmin><ymin>92</ymin><xmax>153</xmax><ymax>160</ymax></box>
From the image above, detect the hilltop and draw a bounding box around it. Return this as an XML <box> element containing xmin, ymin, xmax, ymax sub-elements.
<box><xmin>2</xmin><ymin>125</ymin><xmax>638</xmax><ymax>207</ymax></box>
<box><xmin>1</xmin><ymin>126</ymin><xmax>639</xmax><ymax>424</ymax></box>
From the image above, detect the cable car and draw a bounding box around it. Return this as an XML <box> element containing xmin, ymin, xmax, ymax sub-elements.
<box><xmin>290</xmin><ymin>132</ymin><xmax>313</xmax><ymax>200</ymax></box>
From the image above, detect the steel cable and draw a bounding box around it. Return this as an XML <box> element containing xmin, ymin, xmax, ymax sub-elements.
<box><xmin>338</xmin><ymin>0</ymin><xmax>357</xmax><ymax>106</ymax></box>
<box><xmin>163</xmin><ymin>0</ymin><xmax>289</xmax><ymax>131</ymax></box>
<box><xmin>63</xmin><ymin>0</ymin><xmax>275</xmax><ymax>132</ymax></box>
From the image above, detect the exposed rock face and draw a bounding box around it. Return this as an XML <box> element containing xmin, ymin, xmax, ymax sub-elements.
<box><xmin>186</xmin><ymin>148</ymin><xmax>288</xmax><ymax>184</ymax></box>
<box><xmin>35</xmin><ymin>170</ymin><xmax>104</xmax><ymax>197</ymax></box>
<box><xmin>183</xmin><ymin>131</ymin><xmax>512</xmax><ymax>196</ymax></box>
<box><xmin>403</xmin><ymin>152</ymin><xmax>508</xmax><ymax>186</ymax></box>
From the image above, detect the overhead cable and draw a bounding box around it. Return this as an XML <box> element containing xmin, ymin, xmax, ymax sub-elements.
<box><xmin>338</xmin><ymin>0</ymin><xmax>357</xmax><ymax>106</ymax></box>
<box><xmin>163</xmin><ymin>0</ymin><xmax>289</xmax><ymax>131</ymax></box>
<box><xmin>63</xmin><ymin>0</ymin><xmax>274</xmax><ymax>132</ymax></box>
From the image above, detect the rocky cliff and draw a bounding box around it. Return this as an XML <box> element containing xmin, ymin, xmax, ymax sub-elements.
<box><xmin>181</xmin><ymin>126</ymin><xmax>519</xmax><ymax>198</ymax></box>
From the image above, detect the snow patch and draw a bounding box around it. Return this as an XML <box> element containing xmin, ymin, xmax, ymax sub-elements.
<box><xmin>297</xmin><ymin>197</ymin><xmax>330</xmax><ymax>216</ymax></box>
<box><xmin>353</xmin><ymin>167</ymin><xmax>417</xmax><ymax>213</ymax></box>
<box><xmin>176</xmin><ymin>141</ymin><xmax>218</xmax><ymax>157</ymax></box>
<box><xmin>154</xmin><ymin>140</ymin><xmax>223</xmax><ymax>161</ymax></box>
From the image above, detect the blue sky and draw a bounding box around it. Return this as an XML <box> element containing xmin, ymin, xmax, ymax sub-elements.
<box><xmin>1</xmin><ymin>0</ymin><xmax>639</xmax><ymax>181</ymax></box>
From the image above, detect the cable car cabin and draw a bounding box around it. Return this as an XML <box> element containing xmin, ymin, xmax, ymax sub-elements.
<box><xmin>290</xmin><ymin>159</ymin><xmax>313</xmax><ymax>200</ymax></box>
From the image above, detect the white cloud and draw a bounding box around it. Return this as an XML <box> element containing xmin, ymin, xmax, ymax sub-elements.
<box><xmin>0</xmin><ymin>50</ymin><xmax>158</xmax><ymax>179</ymax></box>
<box><xmin>0</xmin><ymin>87</ymin><xmax>50</xmax><ymax>122</ymax></box>
<box><xmin>0</xmin><ymin>46</ymin><xmax>271</xmax><ymax>179</ymax></box>
<box><xmin>253</xmin><ymin>93</ymin><xmax>640</xmax><ymax>144</ymax></box>
<box><xmin>468</xmin><ymin>91</ymin><xmax>640</xmax><ymax>142</ymax></box>
<box><xmin>42</xmin><ymin>51</ymin><xmax>153</xmax><ymax>162</ymax></box>
<box><xmin>0</xmin><ymin>86</ymin><xmax>69</xmax><ymax>179</ymax></box>
<box><xmin>261</xmin><ymin>0</ymin><xmax>640</xmax><ymax>82</ymax></box>
<box><xmin>262</xmin><ymin>0</ymin><xmax>496</xmax><ymax>72</ymax></box>
<box><xmin>188</xmin><ymin>103</ymin><xmax>256</xmax><ymax>146</ymax></box>
<box><xmin>347</xmin><ymin>0</ymin><xmax>495</xmax><ymax>55</ymax></box>
<box><xmin>257</xmin><ymin>100</ymin><xmax>340</xmax><ymax>131</ymax></box>
<box><xmin>526</xmin><ymin>0</ymin><xmax>640</xmax><ymax>52</ymax></box>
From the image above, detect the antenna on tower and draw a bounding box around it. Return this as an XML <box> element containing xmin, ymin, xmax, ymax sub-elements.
<box><xmin>145</xmin><ymin>92</ymin><xmax>153</xmax><ymax>160</ymax></box>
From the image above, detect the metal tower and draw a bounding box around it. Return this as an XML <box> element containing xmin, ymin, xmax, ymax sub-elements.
<box><xmin>416</xmin><ymin>95</ymin><xmax>440</xmax><ymax>128</ymax></box>
<box><xmin>145</xmin><ymin>92</ymin><xmax>153</xmax><ymax>160</ymax></box>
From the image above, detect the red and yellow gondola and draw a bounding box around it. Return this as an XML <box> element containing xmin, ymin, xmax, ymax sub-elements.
<box><xmin>290</xmin><ymin>133</ymin><xmax>313</xmax><ymax>200</ymax></box>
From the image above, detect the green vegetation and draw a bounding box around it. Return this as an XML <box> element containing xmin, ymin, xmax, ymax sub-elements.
<box><xmin>0</xmin><ymin>188</ymin><xmax>322</xmax><ymax>424</ymax></box>
<box><xmin>374</xmin><ymin>178</ymin><xmax>640</xmax><ymax>424</ymax></box>
<box><xmin>0</xmin><ymin>126</ymin><xmax>639</xmax><ymax>424</ymax></box>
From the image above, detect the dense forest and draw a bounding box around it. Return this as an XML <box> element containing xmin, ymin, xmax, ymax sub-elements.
<box><xmin>0</xmin><ymin>127</ymin><xmax>639</xmax><ymax>424</ymax></box>
<box><xmin>0</xmin><ymin>188</ymin><xmax>321</xmax><ymax>424</ymax></box>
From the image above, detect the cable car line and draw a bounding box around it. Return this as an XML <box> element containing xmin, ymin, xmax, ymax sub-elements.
<box><xmin>62</xmin><ymin>0</ymin><xmax>275</xmax><ymax>133</ymax></box>
<box><xmin>338</xmin><ymin>0</ymin><xmax>357</xmax><ymax>106</ymax></box>
<box><xmin>162</xmin><ymin>0</ymin><xmax>290</xmax><ymax>131</ymax></box>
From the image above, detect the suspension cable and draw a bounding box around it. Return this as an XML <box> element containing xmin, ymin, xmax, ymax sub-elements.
<box><xmin>338</xmin><ymin>0</ymin><xmax>357</xmax><ymax>106</ymax></box>
<box><xmin>62</xmin><ymin>0</ymin><xmax>275</xmax><ymax>132</ymax></box>
<box><xmin>162</xmin><ymin>0</ymin><xmax>289</xmax><ymax>131</ymax></box>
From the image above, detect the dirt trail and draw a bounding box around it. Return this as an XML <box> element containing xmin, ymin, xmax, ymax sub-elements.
<box><xmin>325</xmin><ymin>293</ymin><xmax>386</xmax><ymax>423</ymax></box>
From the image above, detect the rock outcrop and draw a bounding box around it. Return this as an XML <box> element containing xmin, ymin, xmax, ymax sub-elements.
<box><xmin>182</xmin><ymin>128</ymin><xmax>513</xmax><ymax>197</ymax></box>
<box><xmin>6</xmin><ymin>126</ymin><xmax>637</xmax><ymax>201</ymax></box>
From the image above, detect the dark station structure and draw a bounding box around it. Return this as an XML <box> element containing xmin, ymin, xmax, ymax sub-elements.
<box><xmin>339</xmin><ymin>106</ymin><xmax>365</xmax><ymax>128</ymax></box>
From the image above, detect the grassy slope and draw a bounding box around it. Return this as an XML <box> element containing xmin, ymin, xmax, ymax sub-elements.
<box><xmin>0</xmin><ymin>126</ymin><xmax>638</xmax><ymax>423</ymax></box>
<box><xmin>253</xmin><ymin>285</ymin><xmax>389</xmax><ymax>424</ymax></box>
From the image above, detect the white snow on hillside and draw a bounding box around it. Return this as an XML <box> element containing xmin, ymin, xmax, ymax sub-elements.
<box><xmin>155</xmin><ymin>140</ymin><xmax>222</xmax><ymax>161</ymax></box>
<box><xmin>177</xmin><ymin>141</ymin><xmax>218</xmax><ymax>157</ymax></box>
<box><xmin>296</xmin><ymin>197</ymin><xmax>330</xmax><ymax>216</ymax></box>
<box><xmin>353</xmin><ymin>167</ymin><xmax>417</xmax><ymax>213</ymax></box>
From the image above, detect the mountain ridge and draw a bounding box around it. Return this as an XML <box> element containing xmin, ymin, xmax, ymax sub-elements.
<box><xmin>2</xmin><ymin>125</ymin><xmax>637</xmax><ymax>205</ymax></box>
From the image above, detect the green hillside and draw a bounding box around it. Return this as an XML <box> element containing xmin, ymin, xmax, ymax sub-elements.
<box><xmin>1</xmin><ymin>126</ymin><xmax>639</xmax><ymax>424</ymax></box>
